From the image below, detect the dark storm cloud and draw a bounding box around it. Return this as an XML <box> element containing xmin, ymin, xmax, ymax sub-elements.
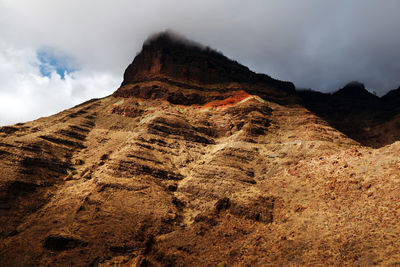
<box><xmin>152</xmin><ymin>0</ymin><xmax>400</xmax><ymax>94</ymax></box>
<box><xmin>1</xmin><ymin>0</ymin><xmax>400</xmax><ymax>125</ymax></box>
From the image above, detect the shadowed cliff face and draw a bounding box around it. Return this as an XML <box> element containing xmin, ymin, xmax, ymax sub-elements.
<box><xmin>1</xmin><ymin>32</ymin><xmax>400</xmax><ymax>266</ymax></box>
<box><xmin>121</xmin><ymin>31</ymin><xmax>295</xmax><ymax>90</ymax></box>
<box><xmin>116</xmin><ymin>31</ymin><xmax>295</xmax><ymax>105</ymax></box>
<box><xmin>298</xmin><ymin>82</ymin><xmax>400</xmax><ymax>148</ymax></box>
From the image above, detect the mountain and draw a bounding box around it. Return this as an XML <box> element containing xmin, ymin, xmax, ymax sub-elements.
<box><xmin>1</xmin><ymin>31</ymin><xmax>400</xmax><ymax>266</ymax></box>
<box><xmin>115</xmin><ymin>31</ymin><xmax>295</xmax><ymax>105</ymax></box>
<box><xmin>332</xmin><ymin>81</ymin><xmax>377</xmax><ymax>99</ymax></box>
<box><xmin>298</xmin><ymin>82</ymin><xmax>400</xmax><ymax>148</ymax></box>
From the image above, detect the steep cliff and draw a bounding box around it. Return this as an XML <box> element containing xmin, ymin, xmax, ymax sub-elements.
<box><xmin>115</xmin><ymin>31</ymin><xmax>295</xmax><ymax>105</ymax></box>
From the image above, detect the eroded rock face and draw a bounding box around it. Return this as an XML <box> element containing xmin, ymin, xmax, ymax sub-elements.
<box><xmin>298</xmin><ymin>82</ymin><xmax>400</xmax><ymax>148</ymax></box>
<box><xmin>114</xmin><ymin>31</ymin><xmax>295</xmax><ymax>106</ymax></box>
<box><xmin>43</xmin><ymin>235</ymin><xmax>87</xmax><ymax>251</ymax></box>
<box><xmin>120</xmin><ymin>31</ymin><xmax>295</xmax><ymax>90</ymax></box>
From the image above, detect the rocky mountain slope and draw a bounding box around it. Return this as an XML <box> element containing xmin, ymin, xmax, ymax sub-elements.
<box><xmin>0</xmin><ymin>32</ymin><xmax>399</xmax><ymax>266</ymax></box>
<box><xmin>298</xmin><ymin>82</ymin><xmax>400</xmax><ymax>148</ymax></box>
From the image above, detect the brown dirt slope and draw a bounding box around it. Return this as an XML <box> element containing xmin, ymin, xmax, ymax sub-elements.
<box><xmin>1</xmin><ymin>92</ymin><xmax>398</xmax><ymax>266</ymax></box>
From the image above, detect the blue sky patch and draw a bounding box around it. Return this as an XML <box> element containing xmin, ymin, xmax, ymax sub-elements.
<box><xmin>37</xmin><ymin>47</ymin><xmax>76</xmax><ymax>79</ymax></box>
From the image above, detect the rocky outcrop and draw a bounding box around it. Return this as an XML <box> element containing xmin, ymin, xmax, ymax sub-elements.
<box><xmin>114</xmin><ymin>31</ymin><xmax>295</xmax><ymax>105</ymax></box>
<box><xmin>381</xmin><ymin>86</ymin><xmax>400</xmax><ymax>113</ymax></box>
<box><xmin>332</xmin><ymin>81</ymin><xmax>378</xmax><ymax>99</ymax></box>
<box><xmin>298</xmin><ymin>82</ymin><xmax>400</xmax><ymax>147</ymax></box>
<box><xmin>121</xmin><ymin>31</ymin><xmax>295</xmax><ymax>90</ymax></box>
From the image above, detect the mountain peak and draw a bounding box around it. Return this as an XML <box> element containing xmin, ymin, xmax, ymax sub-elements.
<box><xmin>333</xmin><ymin>81</ymin><xmax>377</xmax><ymax>99</ymax></box>
<box><xmin>118</xmin><ymin>31</ymin><xmax>295</xmax><ymax>95</ymax></box>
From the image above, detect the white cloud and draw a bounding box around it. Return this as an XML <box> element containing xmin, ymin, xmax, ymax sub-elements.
<box><xmin>0</xmin><ymin>43</ymin><xmax>119</xmax><ymax>125</ymax></box>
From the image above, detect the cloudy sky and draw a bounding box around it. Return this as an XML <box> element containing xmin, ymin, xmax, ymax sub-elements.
<box><xmin>1</xmin><ymin>0</ymin><xmax>400</xmax><ymax>125</ymax></box>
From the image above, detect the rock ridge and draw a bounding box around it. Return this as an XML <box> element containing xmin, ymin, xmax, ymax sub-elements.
<box><xmin>116</xmin><ymin>31</ymin><xmax>295</xmax><ymax>105</ymax></box>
